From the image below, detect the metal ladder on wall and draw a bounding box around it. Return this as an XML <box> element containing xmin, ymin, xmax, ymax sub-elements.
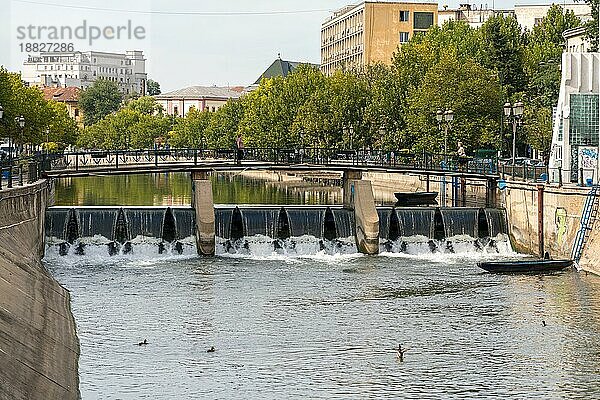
<box><xmin>571</xmin><ymin>185</ymin><xmax>600</xmax><ymax>266</ymax></box>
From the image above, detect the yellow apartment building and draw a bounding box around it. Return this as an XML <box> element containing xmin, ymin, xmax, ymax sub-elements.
<box><xmin>321</xmin><ymin>1</ymin><xmax>438</xmax><ymax>75</ymax></box>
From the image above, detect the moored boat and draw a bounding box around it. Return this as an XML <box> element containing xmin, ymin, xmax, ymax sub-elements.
<box><xmin>394</xmin><ymin>192</ymin><xmax>438</xmax><ymax>206</ymax></box>
<box><xmin>478</xmin><ymin>259</ymin><xmax>573</xmax><ymax>274</ymax></box>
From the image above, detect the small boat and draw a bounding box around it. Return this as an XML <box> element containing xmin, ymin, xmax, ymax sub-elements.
<box><xmin>394</xmin><ymin>192</ymin><xmax>438</xmax><ymax>206</ymax></box>
<box><xmin>478</xmin><ymin>259</ymin><xmax>573</xmax><ymax>274</ymax></box>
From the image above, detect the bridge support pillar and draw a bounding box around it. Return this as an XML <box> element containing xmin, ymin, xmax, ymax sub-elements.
<box><xmin>343</xmin><ymin>172</ymin><xmax>379</xmax><ymax>255</ymax></box>
<box><xmin>343</xmin><ymin>170</ymin><xmax>362</xmax><ymax>208</ymax></box>
<box><xmin>486</xmin><ymin>178</ymin><xmax>498</xmax><ymax>208</ymax></box>
<box><xmin>192</xmin><ymin>171</ymin><xmax>215</xmax><ymax>256</ymax></box>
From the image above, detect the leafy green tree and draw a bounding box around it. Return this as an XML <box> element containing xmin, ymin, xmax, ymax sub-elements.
<box><xmin>147</xmin><ymin>79</ymin><xmax>161</xmax><ymax>96</ymax></box>
<box><xmin>47</xmin><ymin>101</ymin><xmax>79</xmax><ymax>146</ymax></box>
<box><xmin>0</xmin><ymin>67</ymin><xmax>78</xmax><ymax>148</ymax></box>
<box><xmin>403</xmin><ymin>51</ymin><xmax>503</xmax><ymax>154</ymax></box>
<box><xmin>524</xmin><ymin>105</ymin><xmax>553</xmax><ymax>162</ymax></box>
<box><xmin>205</xmin><ymin>100</ymin><xmax>245</xmax><ymax>148</ymax></box>
<box><xmin>525</xmin><ymin>5</ymin><xmax>581</xmax><ymax>107</ymax></box>
<box><xmin>77</xmin><ymin>106</ymin><xmax>170</xmax><ymax>150</ymax></box>
<box><xmin>125</xmin><ymin>96</ymin><xmax>164</xmax><ymax>115</ymax></box>
<box><xmin>79</xmin><ymin>79</ymin><xmax>123</xmax><ymax>126</ymax></box>
<box><xmin>169</xmin><ymin>107</ymin><xmax>212</xmax><ymax>148</ymax></box>
<box><xmin>479</xmin><ymin>14</ymin><xmax>528</xmax><ymax>96</ymax></box>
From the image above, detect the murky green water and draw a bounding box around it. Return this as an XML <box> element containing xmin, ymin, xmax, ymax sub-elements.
<box><xmin>53</xmin><ymin>172</ymin><xmax>346</xmax><ymax>206</ymax></box>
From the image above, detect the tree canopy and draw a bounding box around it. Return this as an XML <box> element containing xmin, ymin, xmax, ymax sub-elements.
<box><xmin>0</xmin><ymin>67</ymin><xmax>78</xmax><ymax>148</ymax></box>
<box><xmin>78</xmin><ymin>79</ymin><xmax>124</xmax><ymax>126</ymax></box>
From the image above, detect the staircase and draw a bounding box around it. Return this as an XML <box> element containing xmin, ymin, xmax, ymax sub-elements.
<box><xmin>571</xmin><ymin>185</ymin><xmax>600</xmax><ymax>266</ymax></box>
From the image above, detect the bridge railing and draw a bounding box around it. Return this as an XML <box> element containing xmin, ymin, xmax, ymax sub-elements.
<box><xmin>38</xmin><ymin>147</ymin><xmax>499</xmax><ymax>176</ymax></box>
<box><xmin>0</xmin><ymin>156</ymin><xmax>41</xmax><ymax>191</ymax></box>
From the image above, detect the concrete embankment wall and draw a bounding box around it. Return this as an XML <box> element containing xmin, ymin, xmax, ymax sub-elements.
<box><xmin>363</xmin><ymin>172</ymin><xmax>489</xmax><ymax>206</ymax></box>
<box><xmin>500</xmin><ymin>181</ymin><xmax>600</xmax><ymax>275</ymax></box>
<box><xmin>0</xmin><ymin>181</ymin><xmax>79</xmax><ymax>399</ymax></box>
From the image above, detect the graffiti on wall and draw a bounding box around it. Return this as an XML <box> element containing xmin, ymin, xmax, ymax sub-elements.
<box><xmin>555</xmin><ymin>207</ymin><xmax>568</xmax><ymax>246</ymax></box>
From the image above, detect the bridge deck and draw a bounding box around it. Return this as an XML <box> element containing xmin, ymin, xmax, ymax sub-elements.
<box><xmin>43</xmin><ymin>160</ymin><xmax>498</xmax><ymax>180</ymax></box>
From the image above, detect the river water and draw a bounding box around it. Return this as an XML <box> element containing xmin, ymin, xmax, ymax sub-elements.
<box><xmin>44</xmin><ymin>174</ymin><xmax>600</xmax><ymax>399</ymax></box>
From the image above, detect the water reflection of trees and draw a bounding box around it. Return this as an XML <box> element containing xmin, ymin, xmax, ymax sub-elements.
<box><xmin>55</xmin><ymin>172</ymin><xmax>349</xmax><ymax>206</ymax></box>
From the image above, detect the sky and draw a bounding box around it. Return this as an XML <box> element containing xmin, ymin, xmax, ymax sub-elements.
<box><xmin>2</xmin><ymin>0</ymin><xmax>534</xmax><ymax>92</ymax></box>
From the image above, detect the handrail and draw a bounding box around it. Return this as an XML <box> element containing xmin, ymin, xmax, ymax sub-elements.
<box><xmin>35</xmin><ymin>147</ymin><xmax>501</xmax><ymax>178</ymax></box>
<box><xmin>0</xmin><ymin>155</ymin><xmax>41</xmax><ymax>191</ymax></box>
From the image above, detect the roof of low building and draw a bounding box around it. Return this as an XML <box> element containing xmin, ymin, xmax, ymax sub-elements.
<box><xmin>41</xmin><ymin>86</ymin><xmax>80</xmax><ymax>102</ymax></box>
<box><xmin>155</xmin><ymin>86</ymin><xmax>244</xmax><ymax>100</ymax></box>
<box><xmin>254</xmin><ymin>57</ymin><xmax>320</xmax><ymax>84</ymax></box>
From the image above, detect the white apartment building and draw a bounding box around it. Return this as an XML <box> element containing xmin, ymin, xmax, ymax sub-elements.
<box><xmin>514</xmin><ymin>3</ymin><xmax>592</xmax><ymax>31</ymax></box>
<box><xmin>438</xmin><ymin>3</ymin><xmax>591</xmax><ymax>31</ymax></box>
<box><xmin>22</xmin><ymin>50</ymin><xmax>147</xmax><ymax>95</ymax></box>
<box><xmin>438</xmin><ymin>4</ymin><xmax>514</xmax><ymax>28</ymax></box>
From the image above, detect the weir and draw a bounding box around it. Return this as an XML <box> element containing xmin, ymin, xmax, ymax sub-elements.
<box><xmin>45</xmin><ymin>205</ymin><xmax>510</xmax><ymax>257</ymax></box>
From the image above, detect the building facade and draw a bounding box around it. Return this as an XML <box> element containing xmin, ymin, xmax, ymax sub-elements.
<box><xmin>438</xmin><ymin>4</ymin><xmax>514</xmax><ymax>28</ymax></box>
<box><xmin>564</xmin><ymin>26</ymin><xmax>591</xmax><ymax>53</ymax></box>
<box><xmin>514</xmin><ymin>3</ymin><xmax>592</xmax><ymax>31</ymax></box>
<box><xmin>155</xmin><ymin>86</ymin><xmax>244</xmax><ymax>117</ymax></box>
<box><xmin>549</xmin><ymin>53</ymin><xmax>600</xmax><ymax>184</ymax></box>
<box><xmin>321</xmin><ymin>1</ymin><xmax>437</xmax><ymax>75</ymax></box>
<box><xmin>22</xmin><ymin>50</ymin><xmax>147</xmax><ymax>95</ymax></box>
<box><xmin>40</xmin><ymin>87</ymin><xmax>82</xmax><ymax>125</ymax></box>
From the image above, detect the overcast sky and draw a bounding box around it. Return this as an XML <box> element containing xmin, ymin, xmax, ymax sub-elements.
<box><xmin>2</xmin><ymin>0</ymin><xmax>531</xmax><ymax>91</ymax></box>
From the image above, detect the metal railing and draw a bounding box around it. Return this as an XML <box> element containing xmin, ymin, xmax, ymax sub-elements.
<box><xmin>38</xmin><ymin>147</ymin><xmax>501</xmax><ymax>177</ymax></box>
<box><xmin>0</xmin><ymin>156</ymin><xmax>41</xmax><ymax>191</ymax></box>
<box><xmin>499</xmin><ymin>163</ymin><xmax>549</xmax><ymax>182</ymax></box>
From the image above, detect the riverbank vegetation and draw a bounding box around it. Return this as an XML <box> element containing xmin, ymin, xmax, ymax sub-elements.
<box><xmin>72</xmin><ymin>5</ymin><xmax>581</xmax><ymax>158</ymax></box>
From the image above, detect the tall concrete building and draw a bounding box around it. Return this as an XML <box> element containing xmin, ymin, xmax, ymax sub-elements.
<box><xmin>22</xmin><ymin>50</ymin><xmax>147</xmax><ymax>95</ymax></box>
<box><xmin>514</xmin><ymin>3</ymin><xmax>592</xmax><ymax>31</ymax></box>
<box><xmin>321</xmin><ymin>1</ymin><xmax>437</xmax><ymax>75</ymax></box>
<box><xmin>438</xmin><ymin>4</ymin><xmax>514</xmax><ymax>28</ymax></box>
<box><xmin>549</xmin><ymin>53</ymin><xmax>600</xmax><ymax>184</ymax></box>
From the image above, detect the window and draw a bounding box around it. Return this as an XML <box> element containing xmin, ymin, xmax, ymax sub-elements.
<box><xmin>173</xmin><ymin>106</ymin><xmax>179</xmax><ymax>116</ymax></box>
<box><xmin>534</xmin><ymin>18</ymin><xmax>543</xmax><ymax>26</ymax></box>
<box><xmin>569</xmin><ymin>94</ymin><xmax>600</xmax><ymax>146</ymax></box>
<box><xmin>212</xmin><ymin>107</ymin><xmax>216</xmax><ymax>112</ymax></box>
<box><xmin>413</xmin><ymin>12</ymin><xmax>434</xmax><ymax>30</ymax></box>
<box><xmin>399</xmin><ymin>11</ymin><xmax>409</xmax><ymax>22</ymax></box>
<box><xmin>399</xmin><ymin>32</ymin><xmax>410</xmax><ymax>43</ymax></box>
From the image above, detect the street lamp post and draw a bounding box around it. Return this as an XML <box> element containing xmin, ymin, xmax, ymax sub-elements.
<box><xmin>436</xmin><ymin>109</ymin><xmax>454</xmax><ymax>166</ymax></box>
<box><xmin>45</xmin><ymin>127</ymin><xmax>50</xmax><ymax>155</ymax></box>
<box><xmin>503</xmin><ymin>101</ymin><xmax>524</xmax><ymax>166</ymax></box>
<box><xmin>14</xmin><ymin>115</ymin><xmax>25</xmax><ymax>157</ymax></box>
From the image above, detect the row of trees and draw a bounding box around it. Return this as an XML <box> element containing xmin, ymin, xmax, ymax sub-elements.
<box><xmin>0</xmin><ymin>68</ymin><xmax>162</xmax><ymax>151</ymax></box>
<box><xmin>75</xmin><ymin>5</ymin><xmax>586</xmax><ymax>158</ymax></box>
<box><xmin>0</xmin><ymin>67</ymin><xmax>78</xmax><ymax>149</ymax></box>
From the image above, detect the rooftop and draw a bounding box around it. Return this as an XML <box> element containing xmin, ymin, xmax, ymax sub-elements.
<box><xmin>255</xmin><ymin>57</ymin><xmax>320</xmax><ymax>84</ymax></box>
<box><xmin>41</xmin><ymin>86</ymin><xmax>80</xmax><ymax>102</ymax></box>
<box><xmin>155</xmin><ymin>86</ymin><xmax>244</xmax><ymax>100</ymax></box>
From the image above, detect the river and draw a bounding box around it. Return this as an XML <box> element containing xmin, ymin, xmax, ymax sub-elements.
<box><xmin>44</xmin><ymin>173</ymin><xmax>600</xmax><ymax>399</ymax></box>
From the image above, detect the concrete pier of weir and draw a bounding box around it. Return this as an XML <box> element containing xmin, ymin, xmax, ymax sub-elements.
<box><xmin>192</xmin><ymin>171</ymin><xmax>216</xmax><ymax>256</ymax></box>
<box><xmin>0</xmin><ymin>181</ymin><xmax>80</xmax><ymax>399</ymax></box>
<box><xmin>343</xmin><ymin>170</ymin><xmax>379</xmax><ymax>255</ymax></box>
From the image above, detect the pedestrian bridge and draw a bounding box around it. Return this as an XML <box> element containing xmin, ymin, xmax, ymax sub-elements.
<box><xmin>10</xmin><ymin>147</ymin><xmax>500</xmax><ymax>258</ymax></box>
<box><xmin>40</xmin><ymin>147</ymin><xmax>499</xmax><ymax>180</ymax></box>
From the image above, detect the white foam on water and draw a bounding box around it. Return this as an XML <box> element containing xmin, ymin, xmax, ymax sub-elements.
<box><xmin>44</xmin><ymin>232</ymin><xmax>515</xmax><ymax>264</ymax></box>
<box><xmin>44</xmin><ymin>235</ymin><xmax>197</xmax><ymax>265</ymax></box>
<box><xmin>215</xmin><ymin>235</ymin><xmax>362</xmax><ymax>262</ymax></box>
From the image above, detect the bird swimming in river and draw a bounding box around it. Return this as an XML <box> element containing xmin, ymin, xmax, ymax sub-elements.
<box><xmin>207</xmin><ymin>346</ymin><xmax>216</xmax><ymax>353</ymax></box>
<box><xmin>542</xmin><ymin>320</ymin><xmax>546</xmax><ymax>327</ymax></box>
<box><xmin>397</xmin><ymin>344</ymin><xmax>408</xmax><ymax>361</ymax></box>
<box><xmin>137</xmin><ymin>339</ymin><xmax>148</xmax><ymax>346</ymax></box>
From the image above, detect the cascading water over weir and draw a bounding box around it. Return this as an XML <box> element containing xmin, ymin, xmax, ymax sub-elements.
<box><xmin>45</xmin><ymin>205</ymin><xmax>511</xmax><ymax>257</ymax></box>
